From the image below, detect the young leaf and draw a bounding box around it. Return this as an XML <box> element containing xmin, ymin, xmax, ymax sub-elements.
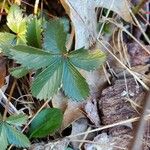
<box><xmin>69</xmin><ymin>48</ymin><xmax>106</xmax><ymax>71</ymax></box>
<box><xmin>7</xmin><ymin>4</ymin><xmax>26</xmax><ymax>44</ymax></box>
<box><xmin>7</xmin><ymin>4</ymin><xmax>25</xmax><ymax>33</ymax></box>
<box><xmin>6</xmin><ymin>114</ymin><xmax>28</xmax><ymax>126</ymax></box>
<box><xmin>10</xmin><ymin>66</ymin><xmax>28</xmax><ymax>78</ymax></box>
<box><xmin>26</xmin><ymin>17</ymin><xmax>42</xmax><ymax>48</ymax></box>
<box><xmin>43</xmin><ymin>19</ymin><xmax>67</xmax><ymax>53</ymax></box>
<box><xmin>28</xmin><ymin>108</ymin><xmax>63</xmax><ymax>138</ymax></box>
<box><xmin>10</xmin><ymin>45</ymin><xmax>58</xmax><ymax>69</ymax></box>
<box><xmin>31</xmin><ymin>59</ymin><xmax>63</xmax><ymax>100</ymax></box>
<box><xmin>0</xmin><ymin>123</ymin><xmax>8</xmax><ymax>150</ymax></box>
<box><xmin>5</xmin><ymin>123</ymin><xmax>30</xmax><ymax>148</ymax></box>
<box><xmin>62</xmin><ymin>60</ymin><xmax>89</xmax><ymax>100</ymax></box>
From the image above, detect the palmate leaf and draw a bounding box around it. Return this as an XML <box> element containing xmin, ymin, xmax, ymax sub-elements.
<box><xmin>31</xmin><ymin>58</ymin><xmax>63</xmax><ymax>100</ymax></box>
<box><xmin>62</xmin><ymin>60</ymin><xmax>89</xmax><ymax>100</ymax></box>
<box><xmin>9</xmin><ymin>18</ymin><xmax>106</xmax><ymax>101</ymax></box>
<box><xmin>43</xmin><ymin>19</ymin><xmax>67</xmax><ymax>53</ymax></box>
<box><xmin>5</xmin><ymin>123</ymin><xmax>30</xmax><ymax>148</ymax></box>
<box><xmin>28</xmin><ymin>108</ymin><xmax>63</xmax><ymax>138</ymax></box>
<box><xmin>10</xmin><ymin>45</ymin><xmax>58</xmax><ymax>70</ymax></box>
<box><xmin>69</xmin><ymin>48</ymin><xmax>106</xmax><ymax>71</ymax></box>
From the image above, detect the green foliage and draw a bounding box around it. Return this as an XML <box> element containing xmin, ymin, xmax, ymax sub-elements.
<box><xmin>0</xmin><ymin>3</ymin><xmax>107</xmax><ymax>150</ymax></box>
<box><xmin>0</xmin><ymin>123</ymin><xmax>8</xmax><ymax>150</ymax></box>
<box><xmin>7</xmin><ymin>4</ymin><xmax>26</xmax><ymax>44</ymax></box>
<box><xmin>0</xmin><ymin>5</ymin><xmax>106</xmax><ymax>101</ymax></box>
<box><xmin>28</xmin><ymin>108</ymin><xmax>63</xmax><ymax>138</ymax></box>
<box><xmin>62</xmin><ymin>60</ymin><xmax>89</xmax><ymax>100</ymax></box>
<box><xmin>0</xmin><ymin>32</ymin><xmax>16</xmax><ymax>45</ymax></box>
<box><xmin>0</xmin><ymin>114</ymin><xmax>30</xmax><ymax>149</ymax></box>
<box><xmin>26</xmin><ymin>16</ymin><xmax>42</xmax><ymax>48</ymax></box>
<box><xmin>9</xmin><ymin>19</ymin><xmax>106</xmax><ymax>101</ymax></box>
<box><xmin>69</xmin><ymin>48</ymin><xmax>106</xmax><ymax>71</ymax></box>
<box><xmin>6</xmin><ymin>114</ymin><xmax>28</xmax><ymax>126</ymax></box>
<box><xmin>9</xmin><ymin>66</ymin><xmax>28</xmax><ymax>79</ymax></box>
<box><xmin>43</xmin><ymin>19</ymin><xmax>67</xmax><ymax>53</ymax></box>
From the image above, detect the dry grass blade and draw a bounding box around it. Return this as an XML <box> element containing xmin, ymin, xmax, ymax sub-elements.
<box><xmin>34</xmin><ymin>0</ymin><xmax>40</xmax><ymax>15</ymax></box>
<box><xmin>68</xmin><ymin>114</ymin><xmax>150</xmax><ymax>139</ymax></box>
<box><xmin>131</xmin><ymin>92</ymin><xmax>150</xmax><ymax>150</ymax></box>
<box><xmin>97</xmin><ymin>39</ymin><xmax>149</xmax><ymax>90</ymax></box>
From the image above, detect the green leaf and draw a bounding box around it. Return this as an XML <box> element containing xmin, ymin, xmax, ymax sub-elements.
<box><xmin>7</xmin><ymin>4</ymin><xmax>26</xmax><ymax>44</ymax></box>
<box><xmin>28</xmin><ymin>108</ymin><xmax>63</xmax><ymax>138</ymax></box>
<box><xmin>62</xmin><ymin>60</ymin><xmax>89</xmax><ymax>101</ymax></box>
<box><xmin>6</xmin><ymin>114</ymin><xmax>28</xmax><ymax>126</ymax></box>
<box><xmin>31</xmin><ymin>58</ymin><xmax>63</xmax><ymax>100</ymax></box>
<box><xmin>59</xmin><ymin>17</ymin><xmax>70</xmax><ymax>33</ymax></box>
<box><xmin>7</xmin><ymin>4</ymin><xmax>26</xmax><ymax>35</ymax></box>
<box><xmin>0</xmin><ymin>123</ymin><xmax>8</xmax><ymax>150</ymax></box>
<box><xmin>10</xmin><ymin>66</ymin><xmax>28</xmax><ymax>78</ymax></box>
<box><xmin>43</xmin><ymin>19</ymin><xmax>67</xmax><ymax>53</ymax></box>
<box><xmin>0</xmin><ymin>32</ymin><xmax>16</xmax><ymax>45</ymax></box>
<box><xmin>16</xmin><ymin>34</ymin><xmax>27</xmax><ymax>45</ymax></box>
<box><xmin>0</xmin><ymin>32</ymin><xmax>16</xmax><ymax>55</ymax></box>
<box><xmin>10</xmin><ymin>45</ymin><xmax>58</xmax><ymax>69</ymax></box>
<box><xmin>26</xmin><ymin>17</ymin><xmax>42</xmax><ymax>48</ymax></box>
<box><xmin>5</xmin><ymin>124</ymin><xmax>30</xmax><ymax>148</ymax></box>
<box><xmin>69</xmin><ymin>48</ymin><xmax>106</xmax><ymax>71</ymax></box>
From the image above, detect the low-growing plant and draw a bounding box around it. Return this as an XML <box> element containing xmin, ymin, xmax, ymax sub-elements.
<box><xmin>0</xmin><ymin>4</ymin><xmax>106</xmax><ymax>149</ymax></box>
<box><xmin>0</xmin><ymin>4</ymin><xmax>106</xmax><ymax>101</ymax></box>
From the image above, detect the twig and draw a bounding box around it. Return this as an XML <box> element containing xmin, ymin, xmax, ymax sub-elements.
<box><xmin>68</xmin><ymin>114</ymin><xmax>150</xmax><ymax>139</ymax></box>
<box><xmin>3</xmin><ymin>80</ymin><xmax>16</xmax><ymax>121</ymax></box>
<box><xmin>131</xmin><ymin>92</ymin><xmax>150</xmax><ymax>150</ymax></box>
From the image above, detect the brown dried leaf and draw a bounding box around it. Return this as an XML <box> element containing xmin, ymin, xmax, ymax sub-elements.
<box><xmin>52</xmin><ymin>91</ymin><xmax>68</xmax><ymax>112</ymax></box>
<box><xmin>61</xmin><ymin>101</ymin><xmax>85</xmax><ymax>130</ymax></box>
<box><xmin>60</xmin><ymin>0</ymin><xmax>132</xmax><ymax>49</ymax></box>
